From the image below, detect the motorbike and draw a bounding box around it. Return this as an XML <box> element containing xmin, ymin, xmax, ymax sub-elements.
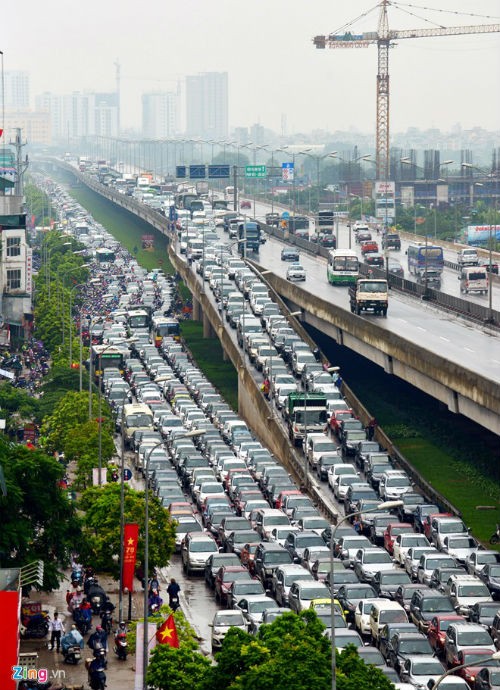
<box><xmin>73</xmin><ymin>607</ymin><xmax>92</xmax><ymax>635</ymax></box>
<box><xmin>100</xmin><ymin>609</ymin><xmax>113</xmax><ymax>634</ymax></box>
<box><xmin>169</xmin><ymin>594</ymin><xmax>180</xmax><ymax>612</ymax></box>
<box><xmin>490</xmin><ymin>523</ymin><xmax>500</xmax><ymax>545</ymax></box>
<box><xmin>87</xmin><ymin>583</ymin><xmax>108</xmax><ymax>615</ymax></box>
<box><xmin>87</xmin><ymin>664</ymin><xmax>106</xmax><ymax>690</ymax></box>
<box><xmin>19</xmin><ymin>611</ymin><xmax>50</xmax><ymax>639</ymax></box>
<box><xmin>71</xmin><ymin>566</ymin><xmax>83</xmax><ymax>587</ymax></box>
<box><xmin>62</xmin><ymin>644</ymin><xmax>81</xmax><ymax>665</ymax></box>
<box><xmin>114</xmin><ymin>631</ymin><xmax>128</xmax><ymax>660</ymax></box>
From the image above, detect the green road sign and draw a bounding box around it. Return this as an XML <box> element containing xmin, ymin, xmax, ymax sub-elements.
<box><xmin>245</xmin><ymin>165</ymin><xmax>267</xmax><ymax>178</ymax></box>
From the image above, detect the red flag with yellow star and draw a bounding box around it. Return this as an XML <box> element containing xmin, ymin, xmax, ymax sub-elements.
<box><xmin>156</xmin><ymin>614</ymin><xmax>179</xmax><ymax>647</ymax></box>
<box><xmin>122</xmin><ymin>523</ymin><xmax>139</xmax><ymax>592</ymax></box>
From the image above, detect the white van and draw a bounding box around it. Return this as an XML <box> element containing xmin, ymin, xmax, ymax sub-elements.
<box><xmin>459</xmin><ymin>266</ymin><xmax>488</xmax><ymax>295</ymax></box>
<box><xmin>369</xmin><ymin>600</ymin><xmax>408</xmax><ymax>640</ymax></box>
<box><xmin>457</xmin><ymin>248</ymin><xmax>479</xmax><ymax>267</ymax></box>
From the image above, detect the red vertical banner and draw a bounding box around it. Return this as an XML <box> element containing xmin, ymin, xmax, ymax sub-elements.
<box><xmin>0</xmin><ymin>590</ymin><xmax>20</xmax><ymax>690</ymax></box>
<box><xmin>122</xmin><ymin>523</ymin><xmax>139</xmax><ymax>592</ymax></box>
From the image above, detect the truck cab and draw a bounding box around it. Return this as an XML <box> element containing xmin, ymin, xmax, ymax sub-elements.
<box><xmin>349</xmin><ymin>279</ymin><xmax>388</xmax><ymax>317</ymax></box>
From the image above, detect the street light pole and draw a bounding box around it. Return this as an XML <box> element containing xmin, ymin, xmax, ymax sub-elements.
<box><xmin>432</xmin><ymin>652</ymin><xmax>500</xmax><ymax>689</ymax></box>
<box><xmin>329</xmin><ymin>500</ymin><xmax>403</xmax><ymax>690</ymax></box>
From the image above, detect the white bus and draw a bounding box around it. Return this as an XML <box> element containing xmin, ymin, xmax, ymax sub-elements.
<box><xmin>327</xmin><ymin>249</ymin><xmax>359</xmax><ymax>286</ymax></box>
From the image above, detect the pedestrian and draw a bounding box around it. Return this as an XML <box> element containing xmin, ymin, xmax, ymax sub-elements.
<box><xmin>49</xmin><ymin>611</ymin><xmax>63</xmax><ymax>651</ymax></box>
<box><xmin>336</xmin><ymin>374</ymin><xmax>343</xmax><ymax>390</ymax></box>
<box><xmin>167</xmin><ymin>578</ymin><xmax>181</xmax><ymax>607</ymax></box>
<box><xmin>367</xmin><ymin>417</ymin><xmax>377</xmax><ymax>441</ymax></box>
<box><xmin>262</xmin><ymin>377</ymin><xmax>270</xmax><ymax>400</ymax></box>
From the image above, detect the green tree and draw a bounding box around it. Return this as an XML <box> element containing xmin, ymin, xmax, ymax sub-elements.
<box><xmin>78</xmin><ymin>483</ymin><xmax>176</xmax><ymax>579</ymax></box>
<box><xmin>337</xmin><ymin>645</ymin><xmax>395</xmax><ymax>690</ymax></box>
<box><xmin>0</xmin><ymin>382</ymin><xmax>40</xmax><ymax>432</ymax></box>
<box><xmin>147</xmin><ymin>645</ymin><xmax>211</xmax><ymax>690</ymax></box>
<box><xmin>0</xmin><ymin>439</ymin><xmax>81</xmax><ymax>590</ymax></box>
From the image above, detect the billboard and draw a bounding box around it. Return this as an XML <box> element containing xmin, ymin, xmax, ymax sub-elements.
<box><xmin>463</xmin><ymin>225</ymin><xmax>500</xmax><ymax>245</ymax></box>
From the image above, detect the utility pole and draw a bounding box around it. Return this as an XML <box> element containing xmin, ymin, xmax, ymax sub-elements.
<box><xmin>10</xmin><ymin>128</ymin><xmax>28</xmax><ymax>196</ymax></box>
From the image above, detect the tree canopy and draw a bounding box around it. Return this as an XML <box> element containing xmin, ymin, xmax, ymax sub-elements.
<box><xmin>0</xmin><ymin>438</ymin><xmax>81</xmax><ymax>590</ymax></box>
<box><xmin>78</xmin><ymin>483</ymin><xmax>176</xmax><ymax>580</ymax></box>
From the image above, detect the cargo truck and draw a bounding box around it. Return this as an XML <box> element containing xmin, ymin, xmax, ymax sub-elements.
<box><xmin>349</xmin><ymin>278</ymin><xmax>388</xmax><ymax>316</ymax></box>
<box><xmin>238</xmin><ymin>221</ymin><xmax>262</xmax><ymax>254</ymax></box>
<box><xmin>285</xmin><ymin>392</ymin><xmax>328</xmax><ymax>446</ymax></box>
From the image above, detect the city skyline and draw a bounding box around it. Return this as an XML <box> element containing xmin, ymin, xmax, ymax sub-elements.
<box><xmin>2</xmin><ymin>0</ymin><xmax>499</xmax><ymax>138</ymax></box>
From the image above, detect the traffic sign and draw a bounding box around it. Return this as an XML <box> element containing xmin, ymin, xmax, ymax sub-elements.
<box><xmin>282</xmin><ymin>162</ymin><xmax>294</xmax><ymax>181</ymax></box>
<box><xmin>123</xmin><ymin>469</ymin><xmax>132</xmax><ymax>481</ymax></box>
<box><xmin>245</xmin><ymin>165</ymin><xmax>267</xmax><ymax>178</ymax></box>
<box><xmin>175</xmin><ymin>166</ymin><xmax>186</xmax><ymax>178</ymax></box>
<box><xmin>208</xmin><ymin>165</ymin><xmax>230</xmax><ymax>179</ymax></box>
<box><xmin>281</xmin><ymin>211</ymin><xmax>290</xmax><ymax>219</ymax></box>
<box><xmin>189</xmin><ymin>165</ymin><xmax>206</xmax><ymax>179</ymax></box>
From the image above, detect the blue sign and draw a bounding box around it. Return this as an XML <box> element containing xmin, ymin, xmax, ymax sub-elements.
<box><xmin>123</xmin><ymin>469</ymin><xmax>132</xmax><ymax>481</ymax></box>
<box><xmin>208</xmin><ymin>165</ymin><xmax>230</xmax><ymax>179</ymax></box>
<box><xmin>168</xmin><ymin>206</ymin><xmax>176</xmax><ymax>222</ymax></box>
<box><xmin>176</xmin><ymin>165</ymin><xmax>186</xmax><ymax>178</ymax></box>
<box><xmin>189</xmin><ymin>165</ymin><xmax>206</xmax><ymax>179</ymax></box>
<box><xmin>281</xmin><ymin>211</ymin><xmax>290</xmax><ymax>219</ymax></box>
<box><xmin>282</xmin><ymin>162</ymin><xmax>294</xmax><ymax>181</ymax></box>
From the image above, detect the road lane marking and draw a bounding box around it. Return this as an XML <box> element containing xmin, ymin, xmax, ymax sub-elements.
<box><xmin>464</xmin><ymin>347</ymin><xmax>475</xmax><ymax>352</ymax></box>
<box><xmin>439</xmin><ymin>336</ymin><xmax>450</xmax><ymax>342</ymax></box>
<box><xmin>417</xmin><ymin>326</ymin><xmax>426</xmax><ymax>331</ymax></box>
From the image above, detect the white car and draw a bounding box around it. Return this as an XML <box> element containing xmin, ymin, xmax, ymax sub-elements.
<box><xmin>354</xmin><ymin>598</ymin><xmax>387</xmax><ymax>636</ymax></box>
<box><xmin>286</xmin><ymin>263</ymin><xmax>306</xmax><ymax>281</ymax></box>
<box><xmin>327</xmin><ymin>464</ymin><xmax>358</xmax><ymax>492</ymax></box>
<box><xmin>393</xmin><ymin>533</ymin><xmax>431</xmax><ymax>566</ymax></box>
<box><xmin>210</xmin><ymin>609</ymin><xmax>248</xmax><ymax>652</ymax></box>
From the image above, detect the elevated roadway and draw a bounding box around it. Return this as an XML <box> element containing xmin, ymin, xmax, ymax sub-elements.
<box><xmin>51</xmin><ymin>162</ymin><xmax>500</xmax><ymax>436</ymax></box>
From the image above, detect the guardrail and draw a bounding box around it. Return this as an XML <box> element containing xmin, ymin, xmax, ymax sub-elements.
<box><xmin>261</xmin><ymin>221</ymin><xmax>500</xmax><ymax>327</ymax></box>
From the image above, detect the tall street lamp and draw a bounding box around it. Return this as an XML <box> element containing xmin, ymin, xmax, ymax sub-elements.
<box><xmin>329</xmin><ymin>500</ymin><xmax>403</xmax><ymax>690</ymax></box>
<box><xmin>142</xmin><ymin>431</ymin><xmax>205</xmax><ymax>690</ymax></box>
<box><xmin>298</xmin><ymin>150</ymin><xmax>338</xmax><ymax>217</ymax></box>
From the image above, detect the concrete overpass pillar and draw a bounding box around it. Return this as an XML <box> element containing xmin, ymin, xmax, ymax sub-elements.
<box><xmin>203</xmin><ymin>313</ymin><xmax>215</xmax><ymax>338</ymax></box>
<box><xmin>192</xmin><ymin>297</ymin><xmax>201</xmax><ymax>321</ymax></box>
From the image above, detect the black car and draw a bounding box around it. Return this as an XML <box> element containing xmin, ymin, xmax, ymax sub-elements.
<box><xmin>386</xmin><ymin>631</ymin><xmax>434</xmax><ymax>673</ymax></box>
<box><xmin>409</xmin><ymin>590</ymin><xmax>455</xmax><ymax>632</ymax></box>
<box><xmin>469</xmin><ymin>601</ymin><xmax>500</xmax><ymax>630</ymax></box>
<box><xmin>479</xmin><ymin>563</ymin><xmax>500</xmax><ymax>598</ymax></box>
<box><xmin>396</xmin><ymin>493</ymin><xmax>428</xmax><ymax>524</ymax></box>
<box><xmin>382</xmin><ymin>233</ymin><xmax>401</xmax><ymax>250</ymax></box>
<box><xmin>372</xmin><ymin>570</ymin><xmax>412</xmax><ymax>600</ymax></box>
<box><xmin>281</xmin><ymin>247</ymin><xmax>300</xmax><ymax>262</ymax></box>
<box><xmin>364</xmin><ymin>253</ymin><xmax>385</xmax><ymax>268</ymax></box>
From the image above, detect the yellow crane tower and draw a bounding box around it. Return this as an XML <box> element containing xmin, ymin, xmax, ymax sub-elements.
<box><xmin>313</xmin><ymin>0</ymin><xmax>500</xmax><ymax>181</ymax></box>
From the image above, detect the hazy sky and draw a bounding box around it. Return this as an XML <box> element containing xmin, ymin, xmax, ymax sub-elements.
<box><xmin>5</xmin><ymin>0</ymin><xmax>500</xmax><ymax>134</ymax></box>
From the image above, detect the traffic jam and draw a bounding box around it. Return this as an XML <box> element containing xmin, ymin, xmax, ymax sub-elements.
<box><xmin>47</xmin><ymin>171</ymin><xmax>500</xmax><ymax>690</ymax></box>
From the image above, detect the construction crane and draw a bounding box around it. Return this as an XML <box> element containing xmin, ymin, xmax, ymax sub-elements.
<box><xmin>313</xmin><ymin>0</ymin><xmax>500</xmax><ymax>180</ymax></box>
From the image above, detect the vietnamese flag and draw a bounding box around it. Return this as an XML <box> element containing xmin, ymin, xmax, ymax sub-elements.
<box><xmin>156</xmin><ymin>614</ymin><xmax>179</xmax><ymax>647</ymax></box>
<box><xmin>0</xmin><ymin>129</ymin><xmax>3</xmax><ymax>138</ymax></box>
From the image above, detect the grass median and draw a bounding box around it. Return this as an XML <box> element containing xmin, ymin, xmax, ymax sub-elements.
<box><xmin>180</xmin><ymin>321</ymin><xmax>238</xmax><ymax>412</ymax></box>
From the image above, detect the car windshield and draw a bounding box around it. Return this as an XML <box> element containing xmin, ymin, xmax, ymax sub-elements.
<box><xmin>224</xmin><ymin>571</ymin><xmax>251</xmax><ymax>582</ymax></box>
<box><xmin>361</xmin><ymin>601</ymin><xmax>375</xmax><ymax>613</ymax></box>
<box><xmin>448</xmin><ymin>537</ymin><xmax>476</xmax><ymax>548</ymax></box>
<box><xmin>343</xmin><ymin>538</ymin><xmax>370</xmax><ymax>549</ymax></box>
<box><xmin>403</xmin><ymin>536</ymin><xmax>428</xmax><ymax>546</ymax></box>
<box><xmin>457</xmin><ymin>630</ymin><xmax>493</xmax><ymax>646</ymax></box>
<box><xmin>265</xmin><ymin>552</ymin><xmax>292</xmax><ymax>565</ymax></box>
<box><xmin>489</xmin><ymin>566</ymin><xmax>500</xmax><ymax>576</ymax></box>
<box><xmin>387</xmin><ymin>477</ymin><xmax>411</xmax><ymax>487</ymax></box>
<box><xmin>296</xmin><ymin>535</ymin><xmax>324</xmax><ymax>547</ymax></box>
<box><xmin>381</xmin><ymin>572</ymin><xmax>410</xmax><ymax>583</ymax></box>
<box><xmin>265</xmin><ymin>516</ymin><xmax>290</xmax><ymax>526</ymax></box>
<box><xmin>190</xmin><ymin>540</ymin><xmax>217</xmax><ymax>553</ymax></box>
<box><xmin>440</xmin><ymin>521</ymin><xmax>466</xmax><ymax>534</ymax></box>
<box><xmin>457</xmin><ymin>584</ymin><xmax>490</xmax><ymax>597</ymax></box>
<box><xmin>364</xmin><ymin>552</ymin><xmax>392</xmax><ymax>564</ymax></box>
<box><xmin>301</xmin><ymin>587</ymin><xmax>329</xmax><ymax>600</ymax></box>
<box><xmin>248</xmin><ymin>600</ymin><xmax>273</xmax><ymax>614</ymax></box>
<box><xmin>422</xmin><ymin>598</ymin><xmax>454</xmax><ymax>613</ymax></box>
<box><xmin>400</xmin><ymin>639</ymin><xmax>431</xmax><ymax>654</ymax></box>
<box><xmin>426</xmin><ymin>558</ymin><xmax>456</xmax><ymax>570</ymax></box>
<box><xmin>233</xmin><ymin>582</ymin><xmax>263</xmax><ymax>594</ymax></box>
<box><xmin>412</xmin><ymin>661</ymin><xmax>444</xmax><ymax>675</ymax></box>
<box><xmin>214</xmin><ymin>613</ymin><xmax>245</xmax><ymax>626</ymax></box>
<box><xmin>336</xmin><ymin>634</ymin><xmax>361</xmax><ymax>646</ymax></box>
<box><xmin>381</xmin><ymin>610</ymin><xmax>408</xmax><ymax>623</ymax></box>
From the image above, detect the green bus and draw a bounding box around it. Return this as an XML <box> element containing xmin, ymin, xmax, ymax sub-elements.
<box><xmin>327</xmin><ymin>249</ymin><xmax>359</xmax><ymax>286</ymax></box>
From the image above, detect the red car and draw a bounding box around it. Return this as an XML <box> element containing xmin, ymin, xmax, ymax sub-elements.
<box><xmin>240</xmin><ymin>200</ymin><xmax>251</xmax><ymax>209</ymax></box>
<box><xmin>455</xmin><ymin>649</ymin><xmax>500</xmax><ymax>685</ymax></box>
<box><xmin>360</xmin><ymin>240</ymin><xmax>379</xmax><ymax>255</ymax></box>
<box><xmin>427</xmin><ymin>614</ymin><xmax>465</xmax><ymax>655</ymax></box>
<box><xmin>214</xmin><ymin>565</ymin><xmax>251</xmax><ymax>605</ymax></box>
<box><xmin>383</xmin><ymin>523</ymin><xmax>413</xmax><ymax>555</ymax></box>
